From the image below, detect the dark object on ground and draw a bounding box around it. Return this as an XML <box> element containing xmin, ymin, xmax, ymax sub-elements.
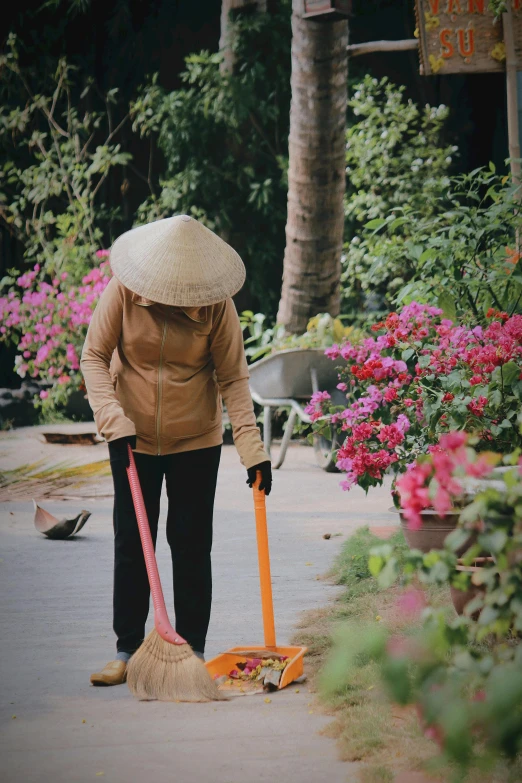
<box><xmin>42</xmin><ymin>432</ymin><xmax>100</xmax><ymax>445</ymax></box>
<box><xmin>0</xmin><ymin>381</ymin><xmax>42</xmax><ymax>428</ymax></box>
<box><xmin>0</xmin><ymin>384</ymin><xmax>91</xmax><ymax>429</ymax></box>
<box><xmin>33</xmin><ymin>501</ymin><xmax>91</xmax><ymax>539</ymax></box>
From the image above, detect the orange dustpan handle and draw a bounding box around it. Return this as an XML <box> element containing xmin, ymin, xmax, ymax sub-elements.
<box><xmin>126</xmin><ymin>444</ymin><xmax>186</xmax><ymax>645</ymax></box>
<box><xmin>253</xmin><ymin>472</ymin><xmax>276</xmax><ymax>649</ymax></box>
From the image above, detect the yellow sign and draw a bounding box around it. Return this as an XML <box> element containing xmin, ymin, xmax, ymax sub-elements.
<box><xmin>415</xmin><ymin>0</ymin><xmax>522</xmax><ymax>75</ymax></box>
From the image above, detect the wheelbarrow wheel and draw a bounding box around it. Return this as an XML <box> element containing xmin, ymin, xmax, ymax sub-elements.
<box><xmin>313</xmin><ymin>432</ymin><xmax>340</xmax><ymax>472</ymax></box>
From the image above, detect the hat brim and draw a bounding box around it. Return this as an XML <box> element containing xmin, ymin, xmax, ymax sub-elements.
<box><xmin>109</xmin><ymin>216</ymin><xmax>246</xmax><ymax>307</ymax></box>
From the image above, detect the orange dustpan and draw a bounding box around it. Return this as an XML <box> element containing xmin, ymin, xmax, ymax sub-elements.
<box><xmin>205</xmin><ymin>474</ymin><xmax>307</xmax><ymax>691</ymax></box>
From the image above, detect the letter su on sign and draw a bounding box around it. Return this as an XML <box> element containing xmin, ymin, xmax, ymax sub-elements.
<box><xmin>415</xmin><ymin>0</ymin><xmax>522</xmax><ymax>75</ymax></box>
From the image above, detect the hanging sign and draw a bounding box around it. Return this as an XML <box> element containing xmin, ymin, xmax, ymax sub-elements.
<box><xmin>415</xmin><ymin>0</ymin><xmax>522</xmax><ymax>75</ymax></box>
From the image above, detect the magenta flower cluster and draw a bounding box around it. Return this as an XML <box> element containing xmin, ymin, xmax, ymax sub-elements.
<box><xmin>0</xmin><ymin>252</ymin><xmax>111</xmax><ymax>403</ymax></box>
<box><xmin>307</xmin><ymin>303</ymin><xmax>522</xmax><ymax>495</ymax></box>
<box><xmin>396</xmin><ymin>432</ymin><xmax>498</xmax><ymax>530</ymax></box>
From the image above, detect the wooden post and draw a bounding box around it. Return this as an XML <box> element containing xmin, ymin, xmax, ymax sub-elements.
<box><xmin>504</xmin><ymin>4</ymin><xmax>521</xmax><ymax>182</ymax></box>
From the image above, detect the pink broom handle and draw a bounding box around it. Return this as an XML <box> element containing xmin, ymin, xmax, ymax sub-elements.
<box><xmin>126</xmin><ymin>444</ymin><xmax>186</xmax><ymax>645</ymax></box>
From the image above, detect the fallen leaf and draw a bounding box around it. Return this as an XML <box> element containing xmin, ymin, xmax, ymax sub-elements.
<box><xmin>367</xmin><ymin>685</ymin><xmax>375</xmax><ymax>691</ymax></box>
<box><xmin>308</xmin><ymin>710</ymin><xmax>314</xmax><ymax>714</ymax></box>
<box><xmin>264</xmin><ymin>697</ymin><xmax>271</xmax><ymax>703</ymax></box>
<box><xmin>295</xmin><ymin>689</ymin><xmax>300</xmax><ymax>693</ymax></box>
<box><xmin>96</xmin><ymin>773</ymin><xmax>104</xmax><ymax>777</ymax></box>
<box><xmin>82</xmin><ymin>719</ymin><xmax>86</xmax><ymax>724</ymax></box>
<box><xmin>305</xmin><ymin>562</ymin><xmax>313</xmax><ymax>566</ymax></box>
<box><xmin>12</xmin><ymin>715</ymin><xmax>16</xmax><ymax>720</ymax></box>
<box><xmin>375</xmin><ymin>615</ymin><xmax>382</xmax><ymax>622</ymax></box>
<box><xmin>323</xmin><ymin>533</ymin><xmax>331</xmax><ymax>540</ymax></box>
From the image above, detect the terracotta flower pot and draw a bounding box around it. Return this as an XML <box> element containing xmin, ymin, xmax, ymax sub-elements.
<box><xmin>450</xmin><ymin>557</ymin><xmax>494</xmax><ymax>619</ymax></box>
<box><xmin>398</xmin><ymin>509</ymin><xmax>475</xmax><ymax>554</ymax></box>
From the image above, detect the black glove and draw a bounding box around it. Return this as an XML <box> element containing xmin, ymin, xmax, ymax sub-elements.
<box><xmin>246</xmin><ymin>461</ymin><xmax>272</xmax><ymax>496</ymax></box>
<box><xmin>108</xmin><ymin>435</ymin><xmax>137</xmax><ymax>468</ymax></box>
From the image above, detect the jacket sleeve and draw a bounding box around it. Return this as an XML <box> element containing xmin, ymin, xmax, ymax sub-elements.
<box><xmin>210</xmin><ymin>299</ymin><xmax>269</xmax><ymax>469</ymax></box>
<box><xmin>80</xmin><ymin>276</ymin><xmax>137</xmax><ymax>442</ymax></box>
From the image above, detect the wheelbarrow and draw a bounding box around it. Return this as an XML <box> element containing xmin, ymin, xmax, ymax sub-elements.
<box><xmin>205</xmin><ymin>475</ymin><xmax>306</xmax><ymax>693</ymax></box>
<box><xmin>248</xmin><ymin>348</ymin><xmax>346</xmax><ymax>471</ymax></box>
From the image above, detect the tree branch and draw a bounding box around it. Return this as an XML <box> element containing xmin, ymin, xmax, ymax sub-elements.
<box><xmin>105</xmin><ymin>113</ymin><xmax>129</xmax><ymax>145</ymax></box>
<box><xmin>346</xmin><ymin>39</ymin><xmax>418</xmax><ymax>57</ymax></box>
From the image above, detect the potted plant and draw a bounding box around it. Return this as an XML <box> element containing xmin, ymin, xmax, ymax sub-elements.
<box><xmin>361</xmin><ymin>436</ymin><xmax>522</xmax><ymax>774</ymax></box>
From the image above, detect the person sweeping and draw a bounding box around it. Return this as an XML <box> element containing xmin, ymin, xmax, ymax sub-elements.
<box><xmin>81</xmin><ymin>214</ymin><xmax>272</xmax><ymax>689</ymax></box>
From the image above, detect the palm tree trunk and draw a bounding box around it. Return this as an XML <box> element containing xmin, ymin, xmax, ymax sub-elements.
<box><xmin>277</xmin><ymin>2</ymin><xmax>348</xmax><ymax>334</ymax></box>
<box><xmin>220</xmin><ymin>0</ymin><xmax>267</xmax><ymax>74</ymax></box>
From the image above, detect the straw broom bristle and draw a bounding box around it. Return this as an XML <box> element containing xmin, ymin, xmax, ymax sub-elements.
<box><xmin>127</xmin><ymin>629</ymin><xmax>227</xmax><ymax>702</ymax></box>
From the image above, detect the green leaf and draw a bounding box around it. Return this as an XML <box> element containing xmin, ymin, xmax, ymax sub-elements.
<box><xmin>419</xmin><ymin>248</ymin><xmax>436</xmax><ymax>265</ymax></box>
<box><xmin>368</xmin><ymin>554</ymin><xmax>383</xmax><ymax>577</ymax></box>
<box><xmin>479</xmin><ymin>529</ymin><xmax>507</xmax><ymax>554</ymax></box>
<box><xmin>437</xmin><ymin>291</ymin><xmax>457</xmax><ymax>322</ymax></box>
<box><xmin>501</xmin><ymin>361</ymin><xmax>521</xmax><ymax>387</ymax></box>
<box><xmin>364</xmin><ymin>218</ymin><xmax>386</xmax><ymax>231</ymax></box>
<box><xmin>489</xmin><ymin>389</ymin><xmax>502</xmax><ymax>408</ymax></box>
<box><xmin>401</xmin><ymin>348</ymin><xmax>415</xmax><ymax>362</ymax></box>
<box><xmin>445</xmin><ymin>528</ymin><xmax>470</xmax><ymax>554</ymax></box>
<box><xmin>479</xmin><ymin>605</ymin><xmax>499</xmax><ymax>626</ymax></box>
<box><xmin>377</xmin><ymin>557</ymin><xmax>399</xmax><ymax>588</ymax></box>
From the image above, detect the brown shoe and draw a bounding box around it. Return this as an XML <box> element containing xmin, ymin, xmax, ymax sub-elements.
<box><xmin>90</xmin><ymin>660</ymin><xmax>127</xmax><ymax>686</ymax></box>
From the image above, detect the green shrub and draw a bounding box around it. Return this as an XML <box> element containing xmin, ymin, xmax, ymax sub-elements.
<box><xmin>0</xmin><ymin>35</ymin><xmax>132</xmax><ymax>283</ymax></box>
<box><xmin>392</xmin><ymin>166</ymin><xmax>522</xmax><ymax>319</ymax></box>
<box><xmin>131</xmin><ymin>2</ymin><xmax>292</xmax><ymax>316</ymax></box>
<box><xmin>342</xmin><ymin>76</ymin><xmax>455</xmax><ymax>320</ymax></box>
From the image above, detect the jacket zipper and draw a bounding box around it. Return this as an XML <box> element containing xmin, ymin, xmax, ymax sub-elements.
<box><xmin>156</xmin><ymin>320</ymin><xmax>167</xmax><ymax>455</ymax></box>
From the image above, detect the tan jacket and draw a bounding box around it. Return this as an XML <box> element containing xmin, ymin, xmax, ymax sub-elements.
<box><xmin>80</xmin><ymin>276</ymin><xmax>268</xmax><ymax>468</ymax></box>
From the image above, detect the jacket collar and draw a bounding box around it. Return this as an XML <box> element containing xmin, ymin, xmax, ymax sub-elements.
<box><xmin>131</xmin><ymin>291</ymin><xmax>155</xmax><ymax>307</ymax></box>
<box><xmin>181</xmin><ymin>306</ymin><xmax>208</xmax><ymax>323</ymax></box>
<box><xmin>130</xmin><ymin>291</ymin><xmax>208</xmax><ymax>323</ymax></box>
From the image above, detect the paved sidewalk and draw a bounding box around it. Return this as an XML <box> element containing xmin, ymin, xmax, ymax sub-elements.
<box><xmin>0</xmin><ymin>427</ymin><xmax>396</xmax><ymax>783</ymax></box>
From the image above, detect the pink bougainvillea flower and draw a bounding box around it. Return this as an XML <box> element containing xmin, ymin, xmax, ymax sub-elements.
<box><xmin>325</xmin><ymin>344</ymin><xmax>341</xmax><ymax>360</ymax></box>
<box><xmin>439</xmin><ymin>432</ymin><xmax>467</xmax><ymax>451</ymax></box>
<box><xmin>304</xmin><ymin>390</ymin><xmax>331</xmax><ymax>422</ymax></box>
<box><xmin>396</xmin><ymin>588</ymin><xmax>426</xmax><ymax>619</ymax></box>
<box><xmin>467</xmin><ymin>396</ymin><xmax>488</xmax><ymax>417</ymax></box>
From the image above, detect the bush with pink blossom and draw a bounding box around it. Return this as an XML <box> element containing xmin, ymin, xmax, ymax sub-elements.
<box><xmin>323</xmin><ymin>430</ymin><xmax>522</xmax><ymax>774</ymax></box>
<box><xmin>0</xmin><ymin>252</ymin><xmax>111</xmax><ymax>416</ymax></box>
<box><xmin>308</xmin><ymin>303</ymin><xmax>522</xmax><ymax>494</ymax></box>
<box><xmin>360</xmin><ymin>430</ymin><xmax>522</xmax><ymax>772</ymax></box>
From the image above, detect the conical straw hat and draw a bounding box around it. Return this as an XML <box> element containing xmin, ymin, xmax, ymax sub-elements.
<box><xmin>109</xmin><ymin>215</ymin><xmax>246</xmax><ymax>307</ymax></box>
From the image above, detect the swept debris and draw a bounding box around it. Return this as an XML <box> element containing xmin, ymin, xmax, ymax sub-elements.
<box><xmin>33</xmin><ymin>501</ymin><xmax>91</xmax><ymax>539</ymax></box>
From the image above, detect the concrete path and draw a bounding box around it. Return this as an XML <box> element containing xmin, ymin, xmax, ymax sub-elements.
<box><xmin>0</xmin><ymin>426</ymin><xmax>396</xmax><ymax>783</ymax></box>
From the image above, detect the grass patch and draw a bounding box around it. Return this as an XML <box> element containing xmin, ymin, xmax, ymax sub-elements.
<box><xmin>0</xmin><ymin>458</ymin><xmax>111</xmax><ymax>500</ymax></box>
<box><xmin>293</xmin><ymin>526</ymin><xmax>519</xmax><ymax>782</ymax></box>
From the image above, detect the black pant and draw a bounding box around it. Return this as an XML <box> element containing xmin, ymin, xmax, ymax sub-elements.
<box><xmin>110</xmin><ymin>445</ymin><xmax>221</xmax><ymax>655</ymax></box>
